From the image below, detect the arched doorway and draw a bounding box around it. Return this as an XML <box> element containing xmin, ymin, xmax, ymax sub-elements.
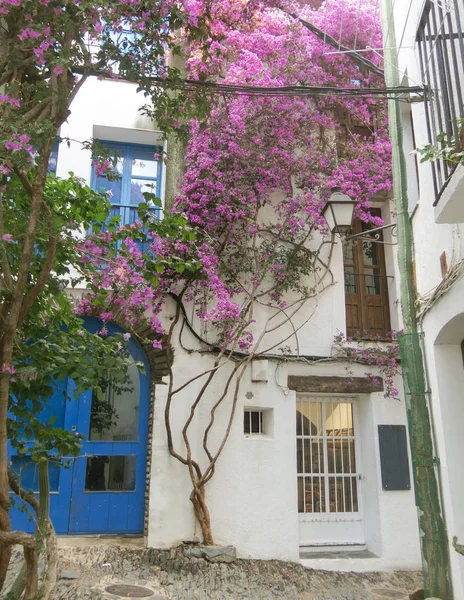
<box><xmin>9</xmin><ymin>318</ymin><xmax>150</xmax><ymax>534</ymax></box>
<box><xmin>433</xmin><ymin>313</ymin><xmax>464</xmax><ymax>597</ymax></box>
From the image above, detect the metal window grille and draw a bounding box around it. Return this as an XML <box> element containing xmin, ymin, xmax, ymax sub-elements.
<box><xmin>296</xmin><ymin>398</ymin><xmax>359</xmax><ymax>514</ymax></box>
<box><xmin>244</xmin><ymin>410</ymin><xmax>263</xmax><ymax>435</ymax></box>
<box><xmin>416</xmin><ymin>0</ymin><xmax>464</xmax><ymax>204</ymax></box>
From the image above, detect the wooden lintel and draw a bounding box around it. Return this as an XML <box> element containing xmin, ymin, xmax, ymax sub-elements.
<box><xmin>287</xmin><ymin>375</ymin><xmax>384</xmax><ymax>394</ymax></box>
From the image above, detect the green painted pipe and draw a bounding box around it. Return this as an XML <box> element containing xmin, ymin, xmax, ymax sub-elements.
<box><xmin>380</xmin><ymin>1</ymin><xmax>453</xmax><ymax>597</ymax></box>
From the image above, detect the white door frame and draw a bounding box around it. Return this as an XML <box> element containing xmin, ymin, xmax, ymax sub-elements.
<box><xmin>297</xmin><ymin>394</ymin><xmax>365</xmax><ymax>546</ymax></box>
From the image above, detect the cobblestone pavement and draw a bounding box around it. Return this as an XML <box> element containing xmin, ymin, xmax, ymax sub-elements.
<box><xmin>4</xmin><ymin>544</ymin><xmax>422</xmax><ymax>600</ymax></box>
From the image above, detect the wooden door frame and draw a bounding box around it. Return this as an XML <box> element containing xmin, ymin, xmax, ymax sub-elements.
<box><xmin>343</xmin><ymin>209</ymin><xmax>391</xmax><ymax>338</ymax></box>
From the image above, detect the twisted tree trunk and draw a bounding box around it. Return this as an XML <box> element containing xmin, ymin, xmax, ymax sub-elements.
<box><xmin>190</xmin><ymin>486</ymin><xmax>214</xmax><ymax>546</ymax></box>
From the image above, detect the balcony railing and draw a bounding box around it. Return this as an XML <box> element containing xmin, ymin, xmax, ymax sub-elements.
<box><xmin>344</xmin><ymin>271</ymin><xmax>392</xmax><ymax>340</ymax></box>
<box><xmin>416</xmin><ymin>0</ymin><xmax>464</xmax><ymax>204</ymax></box>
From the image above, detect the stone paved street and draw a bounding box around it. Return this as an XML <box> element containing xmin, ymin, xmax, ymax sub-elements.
<box><xmin>3</xmin><ymin>543</ymin><xmax>423</xmax><ymax>600</ymax></box>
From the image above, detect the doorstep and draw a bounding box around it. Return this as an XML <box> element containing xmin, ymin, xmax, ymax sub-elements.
<box><xmin>300</xmin><ymin>545</ymin><xmax>395</xmax><ymax>573</ymax></box>
<box><xmin>57</xmin><ymin>536</ymin><xmax>145</xmax><ymax>549</ymax></box>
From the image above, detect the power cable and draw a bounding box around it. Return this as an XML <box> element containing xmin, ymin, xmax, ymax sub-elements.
<box><xmin>396</xmin><ymin>0</ymin><xmax>415</xmax><ymax>62</ymax></box>
<box><xmin>72</xmin><ymin>64</ymin><xmax>424</xmax><ymax>99</ymax></box>
<box><xmin>147</xmin><ymin>76</ymin><xmax>424</xmax><ymax>99</ymax></box>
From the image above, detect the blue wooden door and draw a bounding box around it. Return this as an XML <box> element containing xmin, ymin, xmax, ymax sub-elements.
<box><xmin>8</xmin><ymin>378</ymin><xmax>76</xmax><ymax>534</ymax></box>
<box><xmin>9</xmin><ymin>319</ymin><xmax>150</xmax><ymax>535</ymax></box>
<box><xmin>67</xmin><ymin>320</ymin><xmax>150</xmax><ymax>534</ymax></box>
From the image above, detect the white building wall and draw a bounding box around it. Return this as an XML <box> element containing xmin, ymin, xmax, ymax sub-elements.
<box><xmin>59</xmin><ymin>75</ymin><xmax>420</xmax><ymax>568</ymax></box>
<box><xmin>146</xmin><ymin>319</ymin><xmax>300</xmax><ymax>561</ymax></box>
<box><xmin>147</xmin><ymin>326</ymin><xmax>421</xmax><ymax>568</ymax></box>
<box><xmin>419</xmin><ymin>281</ymin><xmax>464</xmax><ymax>600</ymax></box>
<box><xmin>56</xmin><ymin>78</ymin><xmax>165</xmax><ymax>186</ymax></box>
<box><xmin>392</xmin><ymin>0</ymin><xmax>464</xmax><ymax>593</ymax></box>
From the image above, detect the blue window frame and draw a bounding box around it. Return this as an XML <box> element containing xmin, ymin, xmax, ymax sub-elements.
<box><xmin>91</xmin><ymin>141</ymin><xmax>163</xmax><ymax>226</ymax></box>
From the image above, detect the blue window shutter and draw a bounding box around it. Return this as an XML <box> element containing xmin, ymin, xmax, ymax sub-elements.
<box><xmin>91</xmin><ymin>141</ymin><xmax>163</xmax><ymax>228</ymax></box>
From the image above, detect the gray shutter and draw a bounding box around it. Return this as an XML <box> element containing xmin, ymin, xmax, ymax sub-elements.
<box><xmin>378</xmin><ymin>425</ymin><xmax>411</xmax><ymax>491</ymax></box>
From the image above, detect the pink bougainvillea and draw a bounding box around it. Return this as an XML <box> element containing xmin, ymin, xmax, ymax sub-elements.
<box><xmin>72</xmin><ymin>0</ymin><xmax>391</xmax><ymax>353</ymax></box>
<box><xmin>0</xmin><ymin>0</ymin><xmax>391</xmax><ymax>354</ymax></box>
<box><xmin>73</xmin><ymin>0</ymin><xmax>393</xmax><ymax>362</ymax></box>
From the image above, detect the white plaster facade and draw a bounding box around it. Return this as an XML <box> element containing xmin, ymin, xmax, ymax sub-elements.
<box><xmin>388</xmin><ymin>0</ymin><xmax>464</xmax><ymax>595</ymax></box>
<box><xmin>55</xmin><ymin>74</ymin><xmax>421</xmax><ymax>570</ymax></box>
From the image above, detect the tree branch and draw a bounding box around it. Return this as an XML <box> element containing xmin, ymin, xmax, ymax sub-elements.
<box><xmin>0</xmin><ymin>530</ymin><xmax>34</xmax><ymax>547</ymax></box>
<box><xmin>0</xmin><ymin>198</ymin><xmax>13</xmax><ymax>292</ymax></box>
<box><xmin>19</xmin><ymin>97</ymin><xmax>53</xmax><ymax>127</ymax></box>
<box><xmin>18</xmin><ymin>234</ymin><xmax>57</xmax><ymax>325</ymax></box>
<box><xmin>202</xmin><ymin>361</ymin><xmax>243</xmax><ymax>464</ymax></box>
<box><xmin>164</xmin><ymin>293</ymin><xmax>203</xmax><ymax>480</ymax></box>
<box><xmin>12</xmin><ymin>167</ymin><xmax>33</xmax><ymax>198</ymax></box>
<box><xmin>8</xmin><ymin>469</ymin><xmax>40</xmax><ymax>515</ymax></box>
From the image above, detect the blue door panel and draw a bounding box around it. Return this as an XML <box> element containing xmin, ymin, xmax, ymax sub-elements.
<box><xmin>9</xmin><ymin>377</ymin><xmax>76</xmax><ymax>533</ymax></box>
<box><xmin>108</xmin><ymin>495</ymin><xmax>130</xmax><ymax>532</ymax></box>
<box><xmin>9</xmin><ymin>319</ymin><xmax>150</xmax><ymax>536</ymax></box>
<box><xmin>88</xmin><ymin>495</ymin><xmax>111</xmax><ymax>532</ymax></box>
<box><xmin>9</xmin><ymin>462</ymin><xmax>74</xmax><ymax>534</ymax></box>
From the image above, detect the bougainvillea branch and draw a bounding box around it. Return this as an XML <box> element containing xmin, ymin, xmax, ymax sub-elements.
<box><xmin>333</xmin><ymin>331</ymin><xmax>401</xmax><ymax>399</ymax></box>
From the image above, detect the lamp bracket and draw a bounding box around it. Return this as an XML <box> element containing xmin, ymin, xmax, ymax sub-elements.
<box><xmin>344</xmin><ymin>222</ymin><xmax>398</xmax><ymax>245</ymax></box>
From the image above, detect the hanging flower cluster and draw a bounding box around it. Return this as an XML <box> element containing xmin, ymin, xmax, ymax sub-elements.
<box><xmin>333</xmin><ymin>331</ymin><xmax>401</xmax><ymax>399</ymax></box>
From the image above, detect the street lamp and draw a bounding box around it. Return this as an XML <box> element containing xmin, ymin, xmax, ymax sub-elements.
<box><xmin>322</xmin><ymin>187</ymin><xmax>397</xmax><ymax>244</ymax></box>
<box><xmin>322</xmin><ymin>187</ymin><xmax>357</xmax><ymax>235</ymax></box>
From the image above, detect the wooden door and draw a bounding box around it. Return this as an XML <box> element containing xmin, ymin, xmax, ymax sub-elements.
<box><xmin>68</xmin><ymin>319</ymin><xmax>150</xmax><ymax>534</ymax></box>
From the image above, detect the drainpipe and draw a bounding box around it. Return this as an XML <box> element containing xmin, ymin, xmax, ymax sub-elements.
<box><xmin>379</xmin><ymin>1</ymin><xmax>453</xmax><ymax>598</ymax></box>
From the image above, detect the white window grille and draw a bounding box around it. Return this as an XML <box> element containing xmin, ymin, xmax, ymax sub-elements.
<box><xmin>416</xmin><ymin>0</ymin><xmax>464</xmax><ymax>203</ymax></box>
<box><xmin>244</xmin><ymin>409</ymin><xmax>263</xmax><ymax>435</ymax></box>
<box><xmin>296</xmin><ymin>398</ymin><xmax>360</xmax><ymax>514</ymax></box>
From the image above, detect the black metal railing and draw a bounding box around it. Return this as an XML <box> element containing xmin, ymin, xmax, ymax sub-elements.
<box><xmin>416</xmin><ymin>0</ymin><xmax>464</xmax><ymax>204</ymax></box>
<box><xmin>344</xmin><ymin>271</ymin><xmax>392</xmax><ymax>339</ymax></box>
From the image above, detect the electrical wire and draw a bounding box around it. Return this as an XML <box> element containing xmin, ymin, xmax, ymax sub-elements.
<box><xmin>292</xmin><ymin>13</ymin><xmax>385</xmax><ymax>78</ymax></box>
<box><xmin>353</xmin><ymin>0</ymin><xmax>363</xmax><ymax>52</ymax></box>
<box><xmin>367</xmin><ymin>44</ymin><xmax>424</xmax><ymax>89</ymax></box>
<box><xmin>148</xmin><ymin>76</ymin><xmax>424</xmax><ymax>100</ymax></box>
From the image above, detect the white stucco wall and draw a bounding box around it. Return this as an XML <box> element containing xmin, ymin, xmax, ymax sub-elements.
<box><xmin>56</xmin><ymin>77</ymin><xmax>165</xmax><ymax>187</ymax></box>
<box><xmin>419</xmin><ymin>279</ymin><xmax>464</xmax><ymax>600</ymax></box>
<box><xmin>147</xmin><ymin>307</ymin><xmax>420</xmax><ymax>568</ymax></box>
<box><xmin>146</xmin><ymin>318</ymin><xmax>300</xmax><ymax>561</ymax></box>
<box><xmin>392</xmin><ymin>0</ymin><xmax>464</xmax><ymax>593</ymax></box>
